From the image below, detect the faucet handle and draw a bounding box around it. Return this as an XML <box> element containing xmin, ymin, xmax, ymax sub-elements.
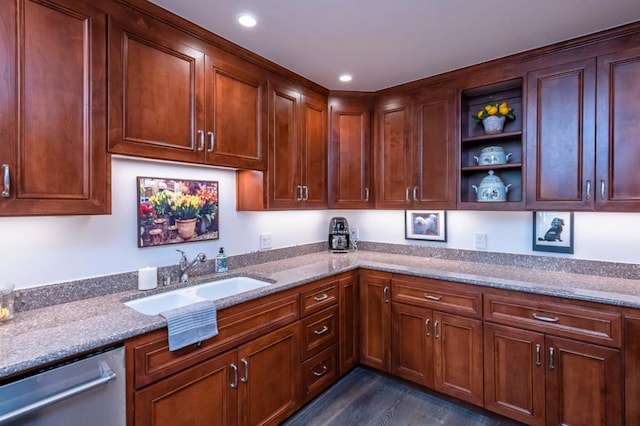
<box><xmin>176</xmin><ymin>249</ymin><xmax>187</xmax><ymax>267</ymax></box>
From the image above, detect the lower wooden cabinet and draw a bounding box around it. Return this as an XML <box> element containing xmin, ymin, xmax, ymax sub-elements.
<box><xmin>484</xmin><ymin>322</ymin><xmax>623</xmax><ymax>426</ymax></box>
<box><xmin>625</xmin><ymin>312</ymin><xmax>640</xmax><ymax>426</ymax></box>
<box><xmin>338</xmin><ymin>271</ymin><xmax>359</xmax><ymax>375</ymax></box>
<box><xmin>359</xmin><ymin>269</ymin><xmax>392</xmax><ymax>372</ymax></box>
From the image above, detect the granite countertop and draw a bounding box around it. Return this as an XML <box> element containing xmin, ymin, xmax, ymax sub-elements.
<box><xmin>1</xmin><ymin>250</ymin><xmax>639</xmax><ymax>379</ymax></box>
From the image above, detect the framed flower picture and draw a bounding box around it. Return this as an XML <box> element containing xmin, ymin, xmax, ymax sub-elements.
<box><xmin>137</xmin><ymin>177</ymin><xmax>219</xmax><ymax>248</ymax></box>
<box><xmin>405</xmin><ymin>210</ymin><xmax>447</xmax><ymax>242</ymax></box>
<box><xmin>532</xmin><ymin>211</ymin><xmax>574</xmax><ymax>254</ymax></box>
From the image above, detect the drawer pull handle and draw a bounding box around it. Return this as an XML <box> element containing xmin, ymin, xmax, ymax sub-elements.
<box><xmin>230</xmin><ymin>363</ymin><xmax>238</xmax><ymax>388</ymax></box>
<box><xmin>532</xmin><ymin>313</ymin><xmax>559</xmax><ymax>323</ymax></box>
<box><xmin>425</xmin><ymin>319</ymin><xmax>431</xmax><ymax>337</ymax></box>
<box><xmin>424</xmin><ymin>295</ymin><xmax>442</xmax><ymax>301</ymax></box>
<box><xmin>535</xmin><ymin>344</ymin><xmax>541</xmax><ymax>366</ymax></box>
<box><xmin>313</xmin><ymin>293</ymin><xmax>328</xmax><ymax>302</ymax></box>
<box><xmin>314</xmin><ymin>325</ymin><xmax>329</xmax><ymax>335</ymax></box>
<box><xmin>313</xmin><ymin>365</ymin><xmax>328</xmax><ymax>377</ymax></box>
<box><xmin>240</xmin><ymin>358</ymin><xmax>249</xmax><ymax>383</ymax></box>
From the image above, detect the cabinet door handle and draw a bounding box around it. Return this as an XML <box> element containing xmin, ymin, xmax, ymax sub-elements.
<box><xmin>296</xmin><ymin>185</ymin><xmax>303</xmax><ymax>201</ymax></box>
<box><xmin>303</xmin><ymin>185</ymin><xmax>309</xmax><ymax>201</ymax></box>
<box><xmin>586</xmin><ymin>179</ymin><xmax>591</xmax><ymax>200</ymax></box>
<box><xmin>532</xmin><ymin>313</ymin><xmax>559</xmax><ymax>323</ymax></box>
<box><xmin>413</xmin><ymin>186</ymin><xmax>418</xmax><ymax>202</ymax></box>
<box><xmin>364</xmin><ymin>187</ymin><xmax>370</xmax><ymax>202</ymax></box>
<box><xmin>434</xmin><ymin>320</ymin><xmax>440</xmax><ymax>339</ymax></box>
<box><xmin>383</xmin><ymin>286</ymin><xmax>389</xmax><ymax>303</ymax></box>
<box><xmin>600</xmin><ymin>179</ymin><xmax>606</xmax><ymax>200</ymax></box>
<box><xmin>230</xmin><ymin>363</ymin><xmax>238</xmax><ymax>388</ymax></box>
<box><xmin>313</xmin><ymin>293</ymin><xmax>328</xmax><ymax>302</ymax></box>
<box><xmin>197</xmin><ymin>130</ymin><xmax>205</xmax><ymax>151</ymax></box>
<box><xmin>549</xmin><ymin>347</ymin><xmax>555</xmax><ymax>370</ymax></box>
<box><xmin>240</xmin><ymin>358</ymin><xmax>249</xmax><ymax>383</ymax></box>
<box><xmin>313</xmin><ymin>325</ymin><xmax>329</xmax><ymax>335</ymax></box>
<box><xmin>1</xmin><ymin>164</ymin><xmax>9</xmax><ymax>198</ymax></box>
<box><xmin>405</xmin><ymin>187</ymin><xmax>410</xmax><ymax>202</ymax></box>
<box><xmin>207</xmin><ymin>131</ymin><xmax>215</xmax><ymax>152</ymax></box>
<box><xmin>424</xmin><ymin>294</ymin><xmax>441</xmax><ymax>301</ymax></box>
<box><xmin>312</xmin><ymin>365</ymin><xmax>328</xmax><ymax>377</ymax></box>
<box><xmin>425</xmin><ymin>319</ymin><xmax>431</xmax><ymax>337</ymax></box>
<box><xmin>535</xmin><ymin>344</ymin><xmax>541</xmax><ymax>366</ymax></box>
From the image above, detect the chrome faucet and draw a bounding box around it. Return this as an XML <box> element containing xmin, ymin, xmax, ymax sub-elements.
<box><xmin>176</xmin><ymin>249</ymin><xmax>207</xmax><ymax>283</ymax></box>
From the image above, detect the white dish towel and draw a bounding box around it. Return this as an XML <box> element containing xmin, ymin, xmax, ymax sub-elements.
<box><xmin>160</xmin><ymin>300</ymin><xmax>219</xmax><ymax>351</ymax></box>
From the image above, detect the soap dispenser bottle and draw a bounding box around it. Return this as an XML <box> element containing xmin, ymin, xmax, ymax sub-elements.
<box><xmin>214</xmin><ymin>247</ymin><xmax>228</xmax><ymax>273</ymax></box>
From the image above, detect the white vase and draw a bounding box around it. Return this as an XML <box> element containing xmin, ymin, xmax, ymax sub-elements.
<box><xmin>482</xmin><ymin>115</ymin><xmax>506</xmax><ymax>135</ymax></box>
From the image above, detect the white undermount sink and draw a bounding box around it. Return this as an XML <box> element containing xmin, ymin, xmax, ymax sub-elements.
<box><xmin>124</xmin><ymin>276</ymin><xmax>270</xmax><ymax>315</ymax></box>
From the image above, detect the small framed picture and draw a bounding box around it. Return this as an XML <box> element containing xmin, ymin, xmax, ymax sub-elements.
<box><xmin>405</xmin><ymin>210</ymin><xmax>447</xmax><ymax>242</ymax></box>
<box><xmin>532</xmin><ymin>211</ymin><xmax>574</xmax><ymax>254</ymax></box>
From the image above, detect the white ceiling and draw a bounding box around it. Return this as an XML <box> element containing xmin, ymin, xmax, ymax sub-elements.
<box><xmin>149</xmin><ymin>0</ymin><xmax>640</xmax><ymax>91</ymax></box>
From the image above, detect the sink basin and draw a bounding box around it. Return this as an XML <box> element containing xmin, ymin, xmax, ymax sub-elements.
<box><xmin>124</xmin><ymin>277</ymin><xmax>270</xmax><ymax>315</ymax></box>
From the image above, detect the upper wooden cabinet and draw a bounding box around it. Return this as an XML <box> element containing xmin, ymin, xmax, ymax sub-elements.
<box><xmin>328</xmin><ymin>94</ymin><xmax>374</xmax><ymax>208</ymax></box>
<box><xmin>108</xmin><ymin>10</ymin><xmax>266</xmax><ymax>170</ymax></box>
<box><xmin>237</xmin><ymin>81</ymin><xmax>327</xmax><ymax>210</ymax></box>
<box><xmin>374</xmin><ymin>83</ymin><xmax>456</xmax><ymax>210</ymax></box>
<box><xmin>0</xmin><ymin>0</ymin><xmax>110</xmax><ymax>216</ymax></box>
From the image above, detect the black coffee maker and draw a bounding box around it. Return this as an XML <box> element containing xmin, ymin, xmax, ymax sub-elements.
<box><xmin>328</xmin><ymin>217</ymin><xmax>350</xmax><ymax>253</ymax></box>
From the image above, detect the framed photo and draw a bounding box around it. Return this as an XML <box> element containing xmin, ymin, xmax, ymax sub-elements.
<box><xmin>532</xmin><ymin>211</ymin><xmax>574</xmax><ymax>254</ymax></box>
<box><xmin>405</xmin><ymin>210</ymin><xmax>447</xmax><ymax>242</ymax></box>
<box><xmin>137</xmin><ymin>176</ymin><xmax>219</xmax><ymax>248</ymax></box>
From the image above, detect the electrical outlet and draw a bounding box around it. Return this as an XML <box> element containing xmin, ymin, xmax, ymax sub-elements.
<box><xmin>259</xmin><ymin>233</ymin><xmax>272</xmax><ymax>250</ymax></box>
<box><xmin>474</xmin><ymin>232</ymin><xmax>487</xmax><ymax>250</ymax></box>
<box><xmin>350</xmin><ymin>227</ymin><xmax>359</xmax><ymax>241</ymax></box>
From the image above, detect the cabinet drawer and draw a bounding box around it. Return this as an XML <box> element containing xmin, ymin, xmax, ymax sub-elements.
<box><xmin>301</xmin><ymin>305</ymin><xmax>339</xmax><ymax>360</ymax></box>
<box><xmin>392</xmin><ymin>275</ymin><xmax>483</xmax><ymax>319</ymax></box>
<box><xmin>128</xmin><ymin>291</ymin><xmax>299</xmax><ymax>389</ymax></box>
<box><xmin>484</xmin><ymin>290</ymin><xmax>622</xmax><ymax>347</ymax></box>
<box><xmin>300</xmin><ymin>278</ymin><xmax>338</xmax><ymax>317</ymax></box>
<box><xmin>301</xmin><ymin>344</ymin><xmax>339</xmax><ymax>404</ymax></box>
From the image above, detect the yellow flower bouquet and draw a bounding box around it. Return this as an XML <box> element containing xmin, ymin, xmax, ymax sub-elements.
<box><xmin>171</xmin><ymin>194</ymin><xmax>202</xmax><ymax>220</ymax></box>
<box><xmin>472</xmin><ymin>101</ymin><xmax>515</xmax><ymax>123</ymax></box>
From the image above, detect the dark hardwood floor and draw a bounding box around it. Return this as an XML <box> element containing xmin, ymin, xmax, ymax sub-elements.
<box><xmin>284</xmin><ymin>368</ymin><xmax>522</xmax><ymax>425</ymax></box>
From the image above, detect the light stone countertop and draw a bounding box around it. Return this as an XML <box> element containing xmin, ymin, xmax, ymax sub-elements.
<box><xmin>1</xmin><ymin>250</ymin><xmax>639</xmax><ymax>379</ymax></box>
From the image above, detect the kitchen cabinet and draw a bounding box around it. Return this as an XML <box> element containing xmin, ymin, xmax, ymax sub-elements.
<box><xmin>338</xmin><ymin>271</ymin><xmax>359</xmax><ymax>375</ymax></box>
<box><xmin>484</xmin><ymin>289</ymin><xmax>623</xmax><ymax>425</ymax></box>
<box><xmin>525</xmin><ymin>58</ymin><xmax>596</xmax><ymax>210</ymax></box>
<box><xmin>0</xmin><ymin>0</ymin><xmax>110</xmax><ymax>216</ymax></box>
<box><xmin>459</xmin><ymin>78</ymin><xmax>524</xmax><ymax>209</ymax></box>
<box><xmin>236</xmin><ymin>81</ymin><xmax>327</xmax><ymax>210</ymax></box>
<box><xmin>108</xmin><ymin>9</ymin><xmax>266</xmax><ymax>170</ymax></box>
<box><xmin>391</xmin><ymin>275</ymin><xmax>483</xmax><ymax>406</ymax></box>
<box><xmin>624</xmin><ymin>312</ymin><xmax>640</xmax><ymax>426</ymax></box>
<box><xmin>328</xmin><ymin>94</ymin><xmax>374</xmax><ymax>208</ymax></box>
<box><xmin>359</xmin><ymin>269</ymin><xmax>392</xmax><ymax>372</ymax></box>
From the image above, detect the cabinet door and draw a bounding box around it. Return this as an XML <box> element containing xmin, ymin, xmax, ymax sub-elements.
<box><xmin>625</xmin><ymin>314</ymin><xmax>640</xmax><ymax>426</ymax></box>
<box><xmin>596</xmin><ymin>47</ymin><xmax>640</xmax><ymax>211</ymax></box>
<box><xmin>205</xmin><ymin>54</ymin><xmax>267</xmax><ymax>170</ymax></box>
<box><xmin>526</xmin><ymin>59</ymin><xmax>596</xmax><ymax>210</ymax></box>
<box><xmin>134</xmin><ymin>349</ymin><xmax>238</xmax><ymax>426</ymax></box>
<box><xmin>413</xmin><ymin>87</ymin><xmax>457</xmax><ymax>209</ymax></box>
<box><xmin>300</xmin><ymin>92</ymin><xmax>328</xmax><ymax>208</ymax></box>
<box><xmin>545</xmin><ymin>335</ymin><xmax>622</xmax><ymax>426</ymax></box>
<box><xmin>328</xmin><ymin>95</ymin><xmax>373</xmax><ymax>208</ymax></box>
<box><xmin>433</xmin><ymin>312</ymin><xmax>483</xmax><ymax>406</ymax></box>
<box><xmin>374</xmin><ymin>96</ymin><xmax>412</xmax><ymax>208</ymax></box>
<box><xmin>483</xmin><ymin>323</ymin><xmax>545</xmax><ymax>425</ymax></box>
<box><xmin>391</xmin><ymin>303</ymin><xmax>433</xmax><ymax>387</ymax></box>
<box><xmin>0</xmin><ymin>0</ymin><xmax>109</xmax><ymax>216</ymax></box>
<box><xmin>237</xmin><ymin>323</ymin><xmax>301</xmax><ymax>426</ymax></box>
<box><xmin>268</xmin><ymin>83</ymin><xmax>302</xmax><ymax>208</ymax></box>
<box><xmin>108</xmin><ymin>10</ymin><xmax>205</xmax><ymax>163</ymax></box>
<box><xmin>338</xmin><ymin>272</ymin><xmax>359</xmax><ymax>375</ymax></box>
<box><xmin>359</xmin><ymin>270</ymin><xmax>392</xmax><ymax>372</ymax></box>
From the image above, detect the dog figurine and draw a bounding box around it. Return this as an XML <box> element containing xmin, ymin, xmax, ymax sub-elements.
<box><xmin>538</xmin><ymin>217</ymin><xmax>564</xmax><ymax>242</ymax></box>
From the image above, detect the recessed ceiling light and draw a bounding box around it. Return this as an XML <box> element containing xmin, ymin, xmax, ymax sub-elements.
<box><xmin>339</xmin><ymin>74</ymin><xmax>353</xmax><ymax>82</ymax></box>
<box><xmin>238</xmin><ymin>14</ymin><xmax>257</xmax><ymax>28</ymax></box>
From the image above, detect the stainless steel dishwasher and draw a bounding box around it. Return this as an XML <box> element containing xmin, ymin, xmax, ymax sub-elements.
<box><xmin>0</xmin><ymin>345</ymin><xmax>125</xmax><ymax>426</ymax></box>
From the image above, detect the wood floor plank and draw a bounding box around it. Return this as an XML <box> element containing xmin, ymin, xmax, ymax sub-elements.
<box><xmin>284</xmin><ymin>368</ymin><xmax>522</xmax><ymax>425</ymax></box>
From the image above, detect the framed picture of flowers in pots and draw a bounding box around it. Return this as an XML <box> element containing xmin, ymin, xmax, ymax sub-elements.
<box><xmin>137</xmin><ymin>176</ymin><xmax>219</xmax><ymax>248</ymax></box>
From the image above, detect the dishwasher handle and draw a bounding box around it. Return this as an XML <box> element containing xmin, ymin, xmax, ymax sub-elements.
<box><xmin>0</xmin><ymin>362</ymin><xmax>117</xmax><ymax>425</ymax></box>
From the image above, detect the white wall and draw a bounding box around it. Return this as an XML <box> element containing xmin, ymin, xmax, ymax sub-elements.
<box><xmin>2</xmin><ymin>156</ymin><xmax>639</xmax><ymax>289</ymax></box>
